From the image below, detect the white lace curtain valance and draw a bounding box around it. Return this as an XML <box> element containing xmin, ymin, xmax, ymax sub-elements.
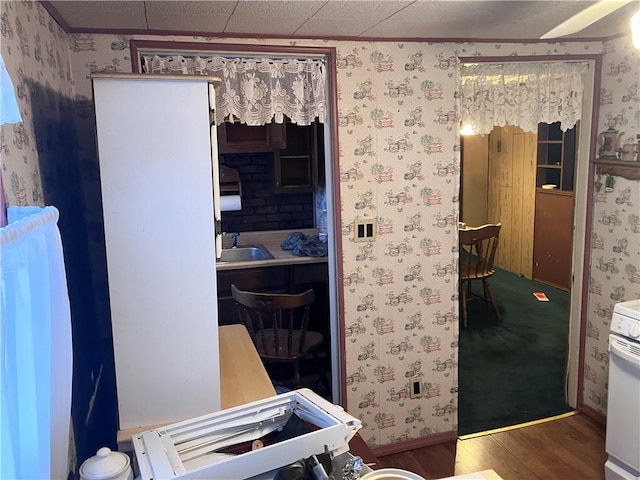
<box><xmin>459</xmin><ymin>62</ymin><xmax>589</xmax><ymax>135</ymax></box>
<box><xmin>142</xmin><ymin>55</ymin><xmax>326</xmax><ymax>126</ymax></box>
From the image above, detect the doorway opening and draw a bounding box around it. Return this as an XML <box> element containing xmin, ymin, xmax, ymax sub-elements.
<box><xmin>457</xmin><ymin>56</ymin><xmax>598</xmax><ymax>435</ymax></box>
<box><xmin>131</xmin><ymin>41</ymin><xmax>343</xmax><ymax>405</ymax></box>
<box><xmin>458</xmin><ymin>124</ymin><xmax>575</xmax><ymax>435</ymax></box>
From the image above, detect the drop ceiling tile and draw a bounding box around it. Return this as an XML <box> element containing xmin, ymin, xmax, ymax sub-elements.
<box><xmin>46</xmin><ymin>0</ymin><xmax>635</xmax><ymax>41</ymax></box>
<box><xmin>390</xmin><ymin>1</ymin><xmax>599</xmax><ymax>30</ymax></box>
<box><xmin>144</xmin><ymin>1</ymin><xmax>235</xmax><ymax>32</ymax></box>
<box><xmin>145</xmin><ymin>15</ymin><xmax>231</xmax><ymax>33</ymax></box>
<box><xmin>362</xmin><ymin>19</ymin><xmax>444</xmax><ymax>38</ymax></box>
<box><xmin>295</xmin><ymin>17</ymin><xmax>386</xmax><ymax>37</ymax></box>
<box><xmin>311</xmin><ymin>0</ymin><xmax>412</xmax><ymax>20</ymax></box>
<box><xmin>366</xmin><ymin>1</ymin><xmax>599</xmax><ymax>39</ymax></box>
<box><xmin>51</xmin><ymin>1</ymin><xmax>147</xmax><ymax>29</ymax></box>
<box><xmin>365</xmin><ymin>20</ymin><xmax>550</xmax><ymax>39</ymax></box>
<box><xmin>224</xmin><ymin>16</ymin><xmax>306</xmax><ymax>36</ymax></box>
<box><xmin>231</xmin><ymin>1</ymin><xmax>326</xmax><ymax>19</ymax></box>
<box><xmin>145</xmin><ymin>1</ymin><xmax>237</xmax><ymax>16</ymax></box>
<box><xmin>223</xmin><ymin>0</ymin><xmax>326</xmax><ymax>35</ymax></box>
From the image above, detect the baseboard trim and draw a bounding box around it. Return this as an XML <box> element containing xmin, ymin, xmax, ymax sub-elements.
<box><xmin>458</xmin><ymin>411</ymin><xmax>578</xmax><ymax>440</ymax></box>
<box><xmin>581</xmin><ymin>404</ymin><xmax>606</xmax><ymax>426</ymax></box>
<box><xmin>371</xmin><ymin>430</ymin><xmax>457</xmax><ymax>457</ymax></box>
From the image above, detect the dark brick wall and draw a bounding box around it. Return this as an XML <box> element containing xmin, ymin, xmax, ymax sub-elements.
<box><xmin>220</xmin><ymin>152</ymin><xmax>314</xmax><ymax>232</ymax></box>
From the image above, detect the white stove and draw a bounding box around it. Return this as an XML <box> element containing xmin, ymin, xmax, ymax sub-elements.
<box><xmin>605</xmin><ymin>299</ymin><xmax>640</xmax><ymax>480</ymax></box>
<box><xmin>610</xmin><ymin>299</ymin><xmax>640</xmax><ymax>339</ymax></box>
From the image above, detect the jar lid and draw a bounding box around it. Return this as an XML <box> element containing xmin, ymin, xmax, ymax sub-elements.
<box><xmin>80</xmin><ymin>447</ymin><xmax>130</xmax><ymax>480</ymax></box>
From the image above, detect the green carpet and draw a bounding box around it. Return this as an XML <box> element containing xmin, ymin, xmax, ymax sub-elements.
<box><xmin>458</xmin><ymin>267</ymin><xmax>573</xmax><ymax>435</ymax></box>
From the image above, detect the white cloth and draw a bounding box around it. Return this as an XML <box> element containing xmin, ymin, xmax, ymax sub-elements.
<box><xmin>1</xmin><ymin>206</ymin><xmax>72</xmax><ymax>480</ymax></box>
<box><xmin>143</xmin><ymin>55</ymin><xmax>327</xmax><ymax>126</ymax></box>
<box><xmin>459</xmin><ymin>62</ymin><xmax>588</xmax><ymax>135</ymax></box>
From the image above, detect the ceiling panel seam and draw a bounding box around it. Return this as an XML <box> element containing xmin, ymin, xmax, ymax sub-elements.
<box><xmin>143</xmin><ymin>1</ymin><xmax>149</xmax><ymax>30</ymax></box>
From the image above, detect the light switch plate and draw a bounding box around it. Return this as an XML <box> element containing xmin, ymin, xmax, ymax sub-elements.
<box><xmin>354</xmin><ymin>218</ymin><xmax>376</xmax><ymax>242</ymax></box>
<box><xmin>409</xmin><ymin>377</ymin><xmax>423</xmax><ymax>399</ymax></box>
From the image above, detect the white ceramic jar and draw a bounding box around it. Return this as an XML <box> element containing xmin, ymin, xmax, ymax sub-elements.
<box><xmin>79</xmin><ymin>447</ymin><xmax>134</xmax><ymax>480</ymax></box>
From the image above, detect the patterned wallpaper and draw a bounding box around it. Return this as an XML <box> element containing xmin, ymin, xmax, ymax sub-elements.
<box><xmin>2</xmin><ymin>0</ymin><xmax>639</xmax><ymax>454</ymax></box>
<box><xmin>583</xmin><ymin>37</ymin><xmax>640</xmax><ymax>416</ymax></box>
<box><xmin>0</xmin><ymin>0</ymin><xmax>71</xmax><ymax>205</ymax></box>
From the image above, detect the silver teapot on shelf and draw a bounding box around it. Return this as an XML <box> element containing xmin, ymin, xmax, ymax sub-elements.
<box><xmin>597</xmin><ymin>127</ymin><xmax>624</xmax><ymax>161</ymax></box>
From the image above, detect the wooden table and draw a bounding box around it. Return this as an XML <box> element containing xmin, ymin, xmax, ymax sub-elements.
<box><xmin>117</xmin><ymin>324</ymin><xmax>276</xmax><ymax>452</ymax></box>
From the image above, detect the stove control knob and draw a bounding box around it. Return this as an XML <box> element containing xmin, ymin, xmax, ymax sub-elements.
<box><xmin>629</xmin><ymin>323</ymin><xmax>640</xmax><ymax>339</ymax></box>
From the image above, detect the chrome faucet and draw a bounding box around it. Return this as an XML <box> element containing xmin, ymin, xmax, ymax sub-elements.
<box><xmin>222</xmin><ymin>232</ymin><xmax>240</xmax><ymax>249</ymax></box>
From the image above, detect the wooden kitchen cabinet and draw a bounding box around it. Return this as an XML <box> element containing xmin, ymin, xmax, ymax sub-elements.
<box><xmin>217</xmin><ymin>120</ymin><xmax>285</xmax><ymax>153</ymax></box>
<box><xmin>274</xmin><ymin>121</ymin><xmax>318</xmax><ymax>192</ymax></box>
<box><xmin>217</xmin><ymin>119</ymin><xmax>320</xmax><ymax>192</ymax></box>
<box><xmin>536</xmin><ymin>122</ymin><xmax>576</xmax><ymax>191</ymax></box>
<box><xmin>533</xmin><ymin>122</ymin><xmax>576</xmax><ymax>291</ymax></box>
<box><xmin>533</xmin><ymin>190</ymin><xmax>574</xmax><ymax>291</ymax></box>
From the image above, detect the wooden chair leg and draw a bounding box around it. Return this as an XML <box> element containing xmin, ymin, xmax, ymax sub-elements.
<box><xmin>482</xmin><ymin>279</ymin><xmax>500</xmax><ymax>319</ymax></box>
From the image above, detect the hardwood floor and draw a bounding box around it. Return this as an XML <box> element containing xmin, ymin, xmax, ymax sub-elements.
<box><xmin>377</xmin><ymin>413</ymin><xmax>607</xmax><ymax>479</ymax></box>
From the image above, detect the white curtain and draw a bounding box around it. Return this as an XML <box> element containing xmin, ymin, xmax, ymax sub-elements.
<box><xmin>459</xmin><ymin>62</ymin><xmax>588</xmax><ymax>135</ymax></box>
<box><xmin>1</xmin><ymin>206</ymin><xmax>72</xmax><ymax>480</ymax></box>
<box><xmin>142</xmin><ymin>55</ymin><xmax>327</xmax><ymax>126</ymax></box>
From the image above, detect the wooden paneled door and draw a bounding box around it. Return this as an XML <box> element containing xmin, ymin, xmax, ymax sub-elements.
<box><xmin>486</xmin><ymin>126</ymin><xmax>537</xmax><ymax>279</ymax></box>
<box><xmin>532</xmin><ymin>191</ymin><xmax>574</xmax><ymax>291</ymax></box>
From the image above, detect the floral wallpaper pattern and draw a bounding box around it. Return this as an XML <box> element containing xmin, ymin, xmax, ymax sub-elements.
<box><xmin>584</xmin><ymin>37</ymin><xmax>640</xmax><ymax>416</ymax></box>
<box><xmin>1</xmin><ymin>0</ymin><xmax>72</xmax><ymax>206</ymax></box>
<box><xmin>3</xmin><ymin>0</ymin><xmax>639</xmax><ymax>455</ymax></box>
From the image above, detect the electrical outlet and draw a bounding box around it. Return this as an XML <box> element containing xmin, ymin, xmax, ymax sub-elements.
<box><xmin>354</xmin><ymin>218</ymin><xmax>376</xmax><ymax>242</ymax></box>
<box><xmin>409</xmin><ymin>377</ymin><xmax>423</xmax><ymax>399</ymax></box>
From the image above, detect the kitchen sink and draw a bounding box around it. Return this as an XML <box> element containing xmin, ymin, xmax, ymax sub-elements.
<box><xmin>217</xmin><ymin>245</ymin><xmax>274</xmax><ymax>263</ymax></box>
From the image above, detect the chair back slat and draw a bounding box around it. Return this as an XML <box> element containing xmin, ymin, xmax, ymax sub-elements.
<box><xmin>458</xmin><ymin>223</ymin><xmax>502</xmax><ymax>328</ymax></box>
<box><xmin>231</xmin><ymin>284</ymin><xmax>315</xmax><ymax>359</ymax></box>
<box><xmin>459</xmin><ymin>223</ymin><xmax>501</xmax><ymax>280</ymax></box>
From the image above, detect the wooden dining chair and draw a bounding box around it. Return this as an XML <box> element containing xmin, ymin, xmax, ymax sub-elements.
<box><xmin>459</xmin><ymin>223</ymin><xmax>502</xmax><ymax>328</ymax></box>
<box><xmin>230</xmin><ymin>284</ymin><xmax>327</xmax><ymax>390</ymax></box>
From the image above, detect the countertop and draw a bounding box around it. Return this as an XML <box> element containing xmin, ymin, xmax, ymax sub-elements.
<box><xmin>216</xmin><ymin>228</ymin><xmax>329</xmax><ymax>271</ymax></box>
<box><xmin>116</xmin><ymin>324</ymin><xmax>276</xmax><ymax>453</ymax></box>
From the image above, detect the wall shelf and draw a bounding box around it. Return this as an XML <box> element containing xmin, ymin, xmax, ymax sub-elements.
<box><xmin>536</xmin><ymin>122</ymin><xmax>576</xmax><ymax>191</ymax></box>
<box><xmin>594</xmin><ymin>159</ymin><xmax>640</xmax><ymax>181</ymax></box>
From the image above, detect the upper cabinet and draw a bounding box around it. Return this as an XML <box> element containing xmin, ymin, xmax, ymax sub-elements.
<box><xmin>536</xmin><ymin>122</ymin><xmax>577</xmax><ymax>191</ymax></box>
<box><xmin>275</xmin><ymin>121</ymin><xmax>318</xmax><ymax>193</ymax></box>
<box><xmin>217</xmin><ymin>119</ymin><xmax>285</xmax><ymax>153</ymax></box>
<box><xmin>217</xmin><ymin>118</ymin><xmax>322</xmax><ymax>193</ymax></box>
